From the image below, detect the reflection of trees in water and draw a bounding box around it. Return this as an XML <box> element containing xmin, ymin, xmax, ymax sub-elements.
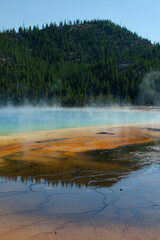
<box><xmin>0</xmin><ymin>142</ymin><xmax>158</xmax><ymax>188</ymax></box>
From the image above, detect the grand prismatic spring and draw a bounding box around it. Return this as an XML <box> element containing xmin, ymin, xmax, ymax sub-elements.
<box><xmin>1</xmin><ymin>107</ymin><xmax>160</xmax><ymax>240</ymax></box>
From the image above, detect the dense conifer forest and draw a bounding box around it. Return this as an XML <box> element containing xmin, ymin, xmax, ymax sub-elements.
<box><xmin>0</xmin><ymin>19</ymin><xmax>160</xmax><ymax>106</ymax></box>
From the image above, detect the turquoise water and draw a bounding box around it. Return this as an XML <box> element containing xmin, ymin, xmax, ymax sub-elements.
<box><xmin>0</xmin><ymin>107</ymin><xmax>160</xmax><ymax>135</ymax></box>
<box><xmin>1</xmin><ymin>107</ymin><xmax>160</xmax><ymax>238</ymax></box>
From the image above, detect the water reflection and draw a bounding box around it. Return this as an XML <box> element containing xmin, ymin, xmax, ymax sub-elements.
<box><xmin>1</xmin><ymin>142</ymin><xmax>160</xmax><ymax>239</ymax></box>
<box><xmin>1</xmin><ymin>141</ymin><xmax>160</xmax><ymax>188</ymax></box>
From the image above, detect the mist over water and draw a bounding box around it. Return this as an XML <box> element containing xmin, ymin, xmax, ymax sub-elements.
<box><xmin>1</xmin><ymin>106</ymin><xmax>160</xmax><ymax>239</ymax></box>
<box><xmin>138</xmin><ymin>71</ymin><xmax>160</xmax><ymax>105</ymax></box>
<box><xmin>1</xmin><ymin>106</ymin><xmax>160</xmax><ymax>135</ymax></box>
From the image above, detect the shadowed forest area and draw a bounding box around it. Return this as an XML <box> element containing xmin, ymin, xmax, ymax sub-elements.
<box><xmin>0</xmin><ymin>19</ymin><xmax>160</xmax><ymax>106</ymax></box>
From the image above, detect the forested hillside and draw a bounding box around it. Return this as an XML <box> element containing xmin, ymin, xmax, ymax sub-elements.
<box><xmin>0</xmin><ymin>19</ymin><xmax>160</xmax><ymax>106</ymax></box>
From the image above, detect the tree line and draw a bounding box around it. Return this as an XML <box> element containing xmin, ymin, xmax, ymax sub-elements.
<box><xmin>0</xmin><ymin>19</ymin><xmax>160</xmax><ymax>106</ymax></box>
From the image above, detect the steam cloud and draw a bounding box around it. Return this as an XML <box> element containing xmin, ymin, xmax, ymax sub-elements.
<box><xmin>138</xmin><ymin>71</ymin><xmax>160</xmax><ymax>106</ymax></box>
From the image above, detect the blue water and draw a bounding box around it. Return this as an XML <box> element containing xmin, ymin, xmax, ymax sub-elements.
<box><xmin>0</xmin><ymin>107</ymin><xmax>160</xmax><ymax>135</ymax></box>
<box><xmin>1</xmin><ymin>107</ymin><xmax>160</xmax><ymax>237</ymax></box>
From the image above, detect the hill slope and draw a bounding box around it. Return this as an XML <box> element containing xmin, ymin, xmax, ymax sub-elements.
<box><xmin>0</xmin><ymin>19</ymin><xmax>160</xmax><ymax>106</ymax></box>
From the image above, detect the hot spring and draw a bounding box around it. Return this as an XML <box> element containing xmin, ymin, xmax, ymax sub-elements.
<box><xmin>1</xmin><ymin>106</ymin><xmax>160</xmax><ymax>134</ymax></box>
<box><xmin>0</xmin><ymin>107</ymin><xmax>160</xmax><ymax>240</ymax></box>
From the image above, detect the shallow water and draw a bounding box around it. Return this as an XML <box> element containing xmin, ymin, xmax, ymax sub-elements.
<box><xmin>1</xmin><ymin>108</ymin><xmax>160</xmax><ymax>239</ymax></box>
<box><xmin>1</xmin><ymin>141</ymin><xmax>160</xmax><ymax>239</ymax></box>
<box><xmin>1</xmin><ymin>107</ymin><xmax>160</xmax><ymax>134</ymax></box>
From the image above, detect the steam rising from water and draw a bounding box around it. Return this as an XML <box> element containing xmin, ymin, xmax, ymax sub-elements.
<box><xmin>138</xmin><ymin>71</ymin><xmax>160</xmax><ymax>105</ymax></box>
<box><xmin>1</xmin><ymin>106</ymin><xmax>160</xmax><ymax>135</ymax></box>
